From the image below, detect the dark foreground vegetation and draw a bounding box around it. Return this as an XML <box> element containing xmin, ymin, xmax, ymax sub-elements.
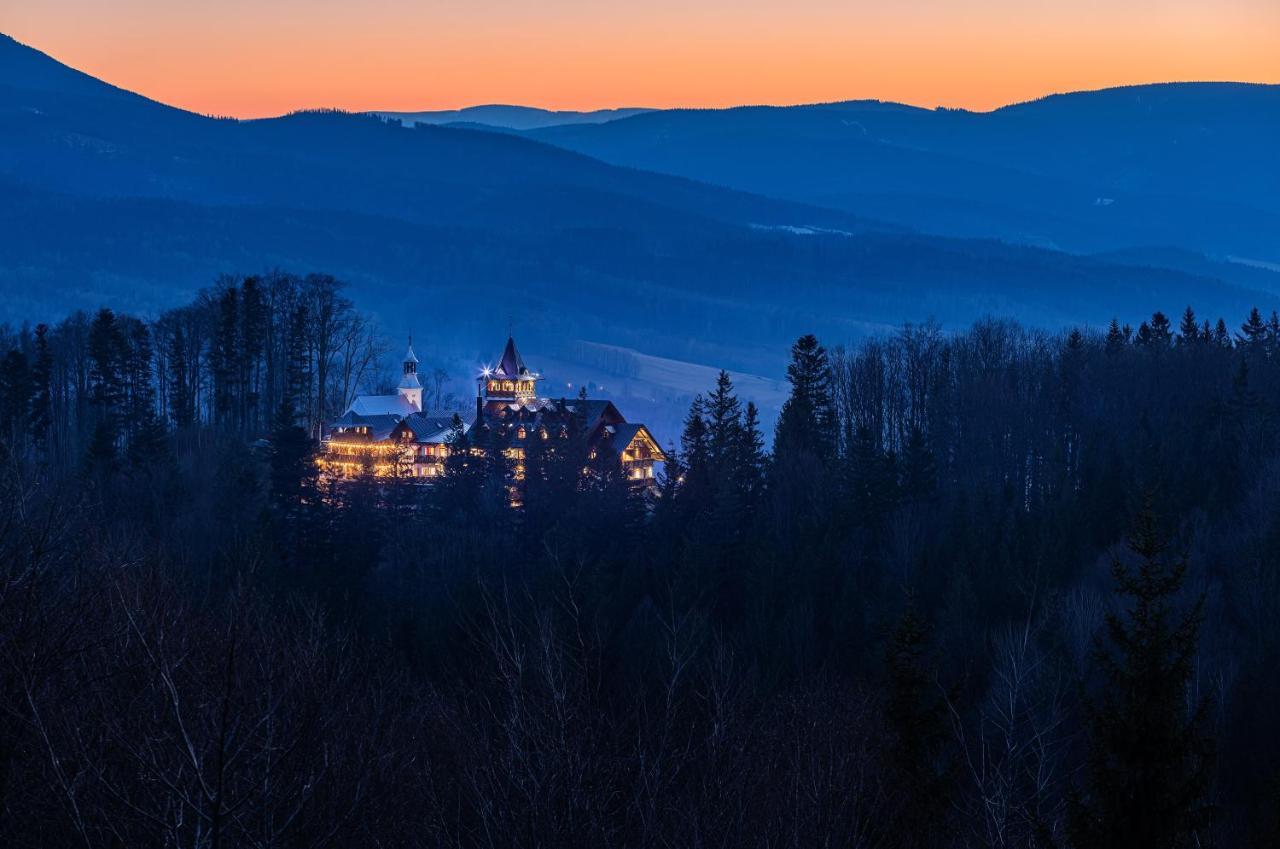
<box><xmin>2</xmin><ymin>274</ymin><xmax>1280</xmax><ymax>848</ymax></box>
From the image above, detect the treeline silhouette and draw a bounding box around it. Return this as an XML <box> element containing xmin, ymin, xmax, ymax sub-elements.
<box><xmin>2</xmin><ymin>278</ymin><xmax>1279</xmax><ymax>848</ymax></box>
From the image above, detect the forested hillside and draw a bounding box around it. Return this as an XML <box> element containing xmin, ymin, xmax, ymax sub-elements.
<box><xmin>2</xmin><ymin>280</ymin><xmax>1279</xmax><ymax>846</ymax></box>
<box><xmin>527</xmin><ymin>84</ymin><xmax>1280</xmax><ymax>262</ymax></box>
<box><xmin>3</xmin><ymin>33</ymin><xmax>1276</xmax><ymax>383</ymax></box>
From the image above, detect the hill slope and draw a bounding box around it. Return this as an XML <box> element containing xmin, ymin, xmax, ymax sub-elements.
<box><xmin>527</xmin><ymin>85</ymin><xmax>1280</xmax><ymax>260</ymax></box>
<box><xmin>0</xmin><ymin>33</ymin><xmax>1275</xmax><ymax>386</ymax></box>
<box><xmin>376</xmin><ymin>105</ymin><xmax>652</xmax><ymax>130</ymax></box>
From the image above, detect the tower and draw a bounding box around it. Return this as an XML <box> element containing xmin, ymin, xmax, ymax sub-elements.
<box><xmin>397</xmin><ymin>336</ymin><xmax>423</xmax><ymax>412</ymax></box>
<box><xmin>478</xmin><ymin>336</ymin><xmax>540</xmax><ymax>415</ymax></box>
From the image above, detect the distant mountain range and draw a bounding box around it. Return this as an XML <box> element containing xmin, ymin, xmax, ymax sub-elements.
<box><xmin>376</xmin><ymin>105</ymin><xmax>653</xmax><ymax>131</ymax></box>
<box><xmin>518</xmin><ymin>86</ymin><xmax>1280</xmax><ymax>262</ymax></box>
<box><xmin>1</xmin><ymin>31</ymin><xmax>1277</xmax><ymax>413</ymax></box>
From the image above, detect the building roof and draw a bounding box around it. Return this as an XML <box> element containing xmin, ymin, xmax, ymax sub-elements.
<box><xmin>398</xmin><ymin>412</ymin><xmax>467</xmax><ymax>444</ymax></box>
<box><xmin>329</xmin><ymin>411</ymin><xmax>403</xmax><ymax>442</ymax></box>
<box><xmin>348</xmin><ymin>393</ymin><xmax>416</xmax><ymax>417</ymax></box>
<box><xmin>493</xmin><ymin>335</ymin><xmax>534</xmax><ymax>379</ymax></box>
<box><xmin>403</xmin><ymin>339</ymin><xmax>419</xmax><ymax>364</ymax></box>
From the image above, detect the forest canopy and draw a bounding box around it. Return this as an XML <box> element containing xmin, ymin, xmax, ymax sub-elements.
<box><xmin>1</xmin><ymin>277</ymin><xmax>1279</xmax><ymax>848</ymax></box>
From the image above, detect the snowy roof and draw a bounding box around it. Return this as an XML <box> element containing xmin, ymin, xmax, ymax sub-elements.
<box><xmin>329</xmin><ymin>412</ymin><xmax>402</xmax><ymax>442</ymax></box>
<box><xmin>403</xmin><ymin>340</ymin><xmax>419</xmax><ymax>364</ymax></box>
<box><xmin>348</xmin><ymin>393</ymin><xmax>416</xmax><ymax>418</ymax></box>
<box><xmin>397</xmin><ymin>412</ymin><xmax>467</xmax><ymax>444</ymax></box>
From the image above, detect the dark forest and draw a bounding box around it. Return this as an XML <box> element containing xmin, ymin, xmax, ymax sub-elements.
<box><xmin>2</xmin><ymin>272</ymin><xmax>1279</xmax><ymax>848</ymax></box>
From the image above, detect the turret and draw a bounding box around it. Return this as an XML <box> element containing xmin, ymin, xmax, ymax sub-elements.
<box><xmin>481</xmin><ymin>336</ymin><xmax>540</xmax><ymax>405</ymax></box>
<box><xmin>397</xmin><ymin>336</ymin><xmax>423</xmax><ymax>412</ymax></box>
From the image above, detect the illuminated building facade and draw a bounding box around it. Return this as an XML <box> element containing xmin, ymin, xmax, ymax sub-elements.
<box><xmin>320</xmin><ymin>335</ymin><xmax>664</xmax><ymax>484</ymax></box>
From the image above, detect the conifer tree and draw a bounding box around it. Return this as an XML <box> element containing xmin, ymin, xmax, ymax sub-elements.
<box><xmin>773</xmin><ymin>334</ymin><xmax>835</xmax><ymax>460</ymax></box>
<box><xmin>1178</xmin><ymin>306</ymin><xmax>1200</xmax><ymax>345</ymax></box>
<box><xmin>734</xmin><ymin>400</ymin><xmax>766</xmax><ymax>509</ymax></box>
<box><xmin>1104</xmin><ymin>319</ymin><xmax>1126</xmax><ymax>354</ymax></box>
<box><xmin>0</xmin><ymin>349</ymin><xmax>32</xmax><ymax>450</ymax></box>
<box><xmin>268</xmin><ymin>304</ymin><xmax>320</xmax><ymax>568</ymax></box>
<box><xmin>1239</xmin><ymin>307</ymin><xmax>1267</xmax><ymax>350</ymax></box>
<box><xmin>166</xmin><ymin>323</ymin><xmax>195</xmax><ymax>428</ymax></box>
<box><xmin>1148</xmin><ymin>311</ymin><xmax>1173</xmax><ymax>347</ymax></box>
<box><xmin>85</xmin><ymin>308</ymin><xmax>126</xmax><ymax>475</ymax></box>
<box><xmin>123</xmin><ymin>323</ymin><xmax>170</xmax><ymax>469</ymax></box>
<box><xmin>213</xmin><ymin>285</ymin><xmax>241</xmax><ymax>429</ymax></box>
<box><xmin>1135</xmin><ymin>321</ymin><xmax>1154</xmax><ymax>347</ymax></box>
<box><xmin>885</xmin><ymin>595</ymin><xmax>951</xmax><ymax>847</ymax></box>
<box><xmin>29</xmin><ymin>324</ymin><xmax>52</xmax><ymax>457</ymax></box>
<box><xmin>705</xmin><ymin>370</ymin><xmax>743</xmax><ymax>478</ymax></box>
<box><xmin>899</xmin><ymin>425</ymin><xmax>938</xmax><ymax>504</ymax></box>
<box><xmin>678</xmin><ymin>394</ymin><xmax>711</xmax><ymax>502</ymax></box>
<box><xmin>1068</xmin><ymin>502</ymin><xmax>1213</xmax><ymax>849</ymax></box>
<box><xmin>240</xmin><ymin>276</ymin><xmax>268</xmax><ymax>434</ymax></box>
<box><xmin>1214</xmin><ymin>318</ymin><xmax>1232</xmax><ymax>348</ymax></box>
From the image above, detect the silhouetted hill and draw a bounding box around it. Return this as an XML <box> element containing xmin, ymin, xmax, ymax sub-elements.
<box><xmin>528</xmin><ymin>84</ymin><xmax>1280</xmax><ymax>260</ymax></box>
<box><xmin>0</xmin><ymin>33</ymin><xmax>1273</xmax><ymax>383</ymax></box>
<box><xmin>377</xmin><ymin>104</ymin><xmax>652</xmax><ymax>130</ymax></box>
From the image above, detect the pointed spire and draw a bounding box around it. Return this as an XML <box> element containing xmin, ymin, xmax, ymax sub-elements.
<box><xmin>495</xmin><ymin>335</ymin><xmax>528</xmax><ymax>378</ymax></box>
<box><xmin>404</xmin><ymin>334</ymin><xmax>418</xmax><ymax>365</ymax></box>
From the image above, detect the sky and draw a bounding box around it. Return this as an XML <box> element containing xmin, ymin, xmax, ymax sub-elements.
<box><xmin>5</xmin><ymin>0</ymin><xmax>1279</xmax><ymax>118</ymax></box>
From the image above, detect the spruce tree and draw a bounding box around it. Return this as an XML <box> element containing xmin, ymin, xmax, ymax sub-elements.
<box><xmin>1214</xmin><ymin>318</ymin><xmax>1232</xmax><ymax>348</ymax></box>
<box><xmin>213</xmin><ymin>285</ymin><xmax>241</xmax><ymax>429</ymax></box>
<box><xmin>123</xmin><ymin>322</ymin><xmax>169</xmax><ymax>467</ymax></box>
<box><xmin>899</xmin><ymin>425</ymin><xmax>937</xmax><ymax>505</ymax></box>
<box><xmin>1239</xmin><ymin>306</ymin><xmax>1267</xmax><ymax>350</ymax></box>
<box><xmin>885</xmin><ymin>595</ymin><xmax>951</xmax><ymax>847</ymax></box>
<box><xmin>734</xmin><ymin>400</ymin><xmax>766</xmax><ymax>510</ymax></box>
<box><xmin>268</xmin><ymin>302</ymin><xmax>321</xmax><ymax>572</ymax></box>
<box><xmin>705</xmin><ymin>370</ymin><xmax>743</xmax><ymax>479</ymax></box>
<box><xmin>1068</xmin><ymin>501</ymin><xmax>1213</xmax><ymax>849</ymax></box>
<box><xmin>0</xmin><ymin>350</ymin><xmax>32</xmax><ymax>450</ymax></box>
<box><xmin>85</xmin><ymin>308</ymin><xmax>126</xmax><ymax>475</ymax></box>
<box><xmin>1104</xmin><ymin>319</ymin><xmax>1126</xmax><ymax>354</ymax></box>
<box><xmin>1178</xmin><ymin>306</ymin><xmax>1200</xmax><ymax>345</ymax></box>
<box><xmin>773</xmin><ymin>334</ymin><xmax>835</xmax><ymax>460</ymax></box>
<box><xmin>1149</xmin><ymin>311</ymin><xmax>1173</xmax><ymax>347</ymax></box>
<box><xmin>29</xmin><ymin>323</ymin><xmax>52</xmax><ymax>458</ymax></box>
<box><xmin>166</xmin><ymin>323</ymin><xmax>195</xmax><ymax>428</ymax></box>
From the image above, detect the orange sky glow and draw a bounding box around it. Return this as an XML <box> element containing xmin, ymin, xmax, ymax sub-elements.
<box><xmin>6</xmin><ymin>0</ymin><xmax>1279</xmax><ymax>118</ymax></box>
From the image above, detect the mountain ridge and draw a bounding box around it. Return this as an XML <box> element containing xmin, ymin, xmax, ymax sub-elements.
<box><xmin>1</xmin><ymin>31</ymin><xmax>1276</xmax><ymax>385</ymax></box>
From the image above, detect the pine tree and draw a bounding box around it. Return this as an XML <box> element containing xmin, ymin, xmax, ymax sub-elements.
<box><xmin>1104</xmin><ymin>319</ymin><xmax>1126</xmax><ymax>354</ymax></box>
<box><xmin>885</xmin><ymin>595</ymin><xmax>952</xmax><ymax>847</ymax></box>
<box><xmin>734</xmin><ymin>400</ymin><xmax>766</xmax><ymax>510</ymax></box>
<box><xmin>123</xmin><ymin>321</ymin><xmax>167</xmax><ymax>465</ymax></box>
<box><xmin>213</xmin><ymin>285</ymin><xmax>241</xmax><ymax>429</ymax></box>
<box><xmin>1214</xmin><ymin>318</ymin><xmax>1232</xmax><ymax>348</ymax></box>
<box><xmin>167</xmin><ymin>323</ymin><xmax>195</xmax><ymax>428</ymax></box>
<box><xmin>29</xmin><ymin>323</ymin><xmax>52</xmax><ymax>458</ymax></box>
<box><xmin>1068</xmin><ymin>501</ymin><xmax>1213</xmax><ymax>849</ymax></box>
<box><xmin>1149</xmin><ymin>311</ymin><xmax>1173</xmax><ymax>347</ymax></box>
<box><xmin>240</xmin><ymin>276</ymin><xmax>267</xmax><ymax>433</ymax></box>
<box><xmin>899</xmin><ymin>425</ymin><xmax>938</xmax><ymax>504</ymax></box>
<box><xmin>1134</xmin><ymin>321</ymin><xmax>1154</xmax><ymax>347</ymax></box>
<box><xmin>0</xmin><ymin>349</ymin><xmax>32</xmax><ymax>450</ymax></box>
<box><xmin>705</xmin><ymin>370</ymin><xmax>743</xmax><ymax>479</ymax></box>
<box><xmin>678</xmin><ymin>394</ymin><xmax>711</xmax><ymax>501</ymax></box>
<box><xmin>268</xmin><ymin>312</ymin><xmax>321</xmax><ymax>572</ymax></box>
<box><xmin>1239</xmin><ymin>307</ymin><xmax>1267</xmax><ymax>350</ymax></box>
<box><xmin>773</xmin><ymin>333</ymin><xmax>835</xmax><ymax>460</ymax></box>
<box><xmin>85</xmin><ymin>308</ymin><xmax>126</xmax><ymax>475</ymax></box>
<box><xmin>1178</xmin><ymin>306</ymin><xmax>1200</xmax><ymax>345</ymax></box>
